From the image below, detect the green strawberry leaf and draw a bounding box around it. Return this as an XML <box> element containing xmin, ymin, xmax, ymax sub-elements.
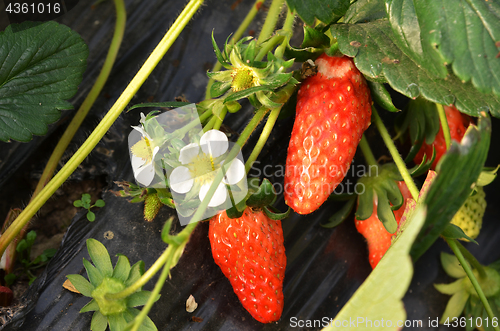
<box><xmin>80</xmin><ymin>299</ymin><xmax>99</xmax><ymax>313</ymax></box>
<box><xmin>112</xmin><ymin>255</ymin><xmax>131</xmax><ymax>283</ymax></box>
<box><xmin>386</xmin><ymin>0</ymin><xmax>448</xmax><ymax>79</ymax></box>
<box><xmin>210</xmin><ymin>81</ymin><xmax>231</xmax><ymax>98</ymax></box>
<box><xmin>439</xmin><ymin>290</ymin><xmax>470</xmax><ymax>323</ymax></box>
<box><xmin>330</xmin><ymin>206</ymin><xmax>426</xmax><ymax>329</ymax></box>
<box><xmin>331</xmin><ymin>20</ymin><xmax>500</xmax><ymax>117</ymax></box>
<box><xmin>0</xmin><ymin>21</ymin><xmax>88</xmax><ymax>142</ymax></box>
<box><xmin>90</xmin><ymin>311</ymin><xmax>107</xmax><ymax>331</ymax></box>
<box><xmin>87</xmin><ymin>239</ymin><xmax>113</xmax><ymax>278</ymax></box>
<box><xmin>477</xmin><ymin>165</ymin><xmax>500</xmax><ymax>187</ymax></box>
<box><xmin>246</xmin><ymin>178</ymin><xmax>276</xmax><ymax>208</ymax></box>
<box><xmin>286</xmin><ymin>0</ymin><xmax>351</xmax><ymax>25</ymax></box>
<box><xmin>375</xmin><ymin>188</ymin><xmax>398</xmax><ymax>234</ymax></box>
<box><xmin>368</xmin><ymin>81</ymin><xmax>399</xmax><ymax>112</ymax></box>
<box><xmin>127</xmin><ymin>291</ymin><xmax>160</xmax><ymax>308</ymax></box>
<box><xmin>263</xmin><ymin>205</ymin><xmax>290</xmax><ymax>221</ymax></box>
<box><xmin>441</xmin><ymin>223</ymin><xmax>479</xmax><ymax>244</ymax></box>
<box><xmin>388</xmin><ymin>0</ymin><xmax>500</xmax><ymax>97</ymax></box>
<box><xmin>411</xmin><ymin>114</ymin><xmax>491</xmax><ymax>260</ymax></box>
<box><xmin>73</xmin><ymin>200</ymin><xmax>83</xmax><ymax>208</ymax></box>
<box><xmin>301</xmin><ymin>25</ymin><xmax>330</xmax><ymax>48</ymax></box>
<box><xmin>344</xmin><ymin>0</ymin><xmax>386</xmax><ymax>24</ymax></box>
<box><xmin>355</xmin><ymin>187</ymin><xmax>374</xmax><ymax>220</ymax></box>
<box><xmin>83</xmin><ymin>258</ymin><xmax>103</xmax><ymax>288</ymax></box>
<box><xmin>66</xmin><ymin>274</ymin><xmax>94</xmax><ymax>297</ymax></box>
<box><xmin>441</xmin><ymin>252</ymin><xmax>468</xmax><ymax>279</ymax></box>
<box><xmin>125</xmin><ymin>261</ymin><xmax>145</xmax><ymax>288</ymax></box>
<box><xmin>320</xmin><ymin>197</ymin><xmax>356</xmax><ymax>228</ymax></box>
<box><xmin>108</xmin><ymin>313</ymin><xmax>128</xmax><ymax>331</ymax></box>
<box><xmin>434</xmin><ymin>279</ymin><xmax>465</xmax><ymax>295</ymax></box>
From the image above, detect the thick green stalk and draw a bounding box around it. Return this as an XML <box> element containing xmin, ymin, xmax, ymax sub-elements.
<box><xmin>255</xmin><ymin>34</ymin><xmax>285</xmax><ymax>61</ymax></box>
<box><xmin>274</xmin><ymin>7</ymin><xmax>295</xmax><ymax>59</ymax></box>
<box><xmin>0</xmin><ymin>0</ymin><xmax>205</xmax><ymax>259</ymax></box>
<box><xmin>446</xmin><ymin>238</ymin><xmax>499</xmax><ymax>331</ymax></box>
<box><xmin>456</xmin><ymin>240</ymin><xmax>486</xmax><ymax>278</ymax></box>
<box><xmin>205</xmin><ymin>0</ymin><xmax>264</xmax><ymax>99</ymax></box>
<box><xmin>437</xmin><ymin>103</ymin><xmax>451</xmax><ymax>150</ymax></box>
<box><xmin>359</xmin><ymin>135</ymin><xmax>378</xmax><ymax>168</ymax></box>
<box><xmin>257</xmin><ymin>0</ymin><xmax>285</xmax><ymax>44</ymax></box>
<box><xmin>107</xmin><ymin>221</ymin><xmax>197</xmax><ymax>300</ymax></box>
<box><xmin>128</xmin><ymin>254</ymin><xmax>174</xmax><ymax>331</ymax></box>
<box><xmin>213</xmin><ymin>107</ymin><xmax>227</xmax><ymax>131</ymax></box>
<box><xmin>203</xmin><ymin>115</ymin><xmax>217</xmax><ymax>132</ymax></box>
<box><xmin>32</xmin><ymin>0</ymin><xmax>126</xmax><ymax>198</ymax></box>
<box><xmin>372</xmin><ymin>107</ymin><xmax>420</xmax><ymax>201</ymax></box>
<box><xmin>245</xmin><ymin>107</ymin><xmax>280</xmax><ymax>173</ymax></box>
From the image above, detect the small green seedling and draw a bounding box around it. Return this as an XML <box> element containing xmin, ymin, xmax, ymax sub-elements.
<box><xmin>5</xmin><ymin>230</ymin><xmax>57</xmax><ymax>286</ymax></box>
<box><xmin>74</xmin><ymin>194</ymin><xmax>105</xmax><ymax>222</ymax></box>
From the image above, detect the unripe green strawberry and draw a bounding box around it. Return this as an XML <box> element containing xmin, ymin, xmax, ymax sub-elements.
<box><xmin>450</xmin><ymin>187</ymin><xmax>486</xmax><ymax>240</ymax></box>
<box><xmin>143</xmin><ymin>192</ymin><xmax>161</xmax><ymax>222</ymax></box>
<box><xmin>285</xmin><ymin>54</ymin><xmax>372</xmax><ymax>214</ymax></box>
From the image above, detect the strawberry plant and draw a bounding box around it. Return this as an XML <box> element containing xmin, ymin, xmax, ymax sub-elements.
<box><xmin>0</xmin><ymin>0</ymin><xmax>499</xmax><ymax>330</ymax></box>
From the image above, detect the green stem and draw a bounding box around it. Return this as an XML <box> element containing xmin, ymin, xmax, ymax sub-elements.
<box><xmin>372</xmin><ymin>107</ymin><xmax>420</xmax><ymax>201</ymax></box>
<box><xmin>257</xmin><ymin>0</ymin><xmax>284</xmax><ymax>44</ymax></box>
<box><xmin>107</xmin><ymin>222</ymin><xmax>197</xmax><ymax>300</ymax></box>
<box><xmin>455</xmin><ymin>240</ymin><xmax>487</xmax><ymax>278</ymax></box>
<box><xmin>437</xmin><ymin>103</ymin><xmax>451</xmax><ymax>150</ymax></box>
<box><xmin>32</xmin><ymin>0</ymin><xmax>126</xmax><ymax>198</ymax></box>
<box><xmin>189</xmin><ymin>107</ymin><xmax>269</xmax><ymax>225</ymax></box>
<box><xmin>446</xmin><ymin>238</ymin><xmax>499</xmax><ymax>331</ymax></box>
<box><xmin>0</xmin><ymin>0</ymin><xmax>204</xmax><ymax>260</ymax></box>
<box><xmin>129</xmin><ymin>254</ymin><xmax>173</xmax><ymax>331</ymax></box>
<box><xmin>274</xmin><ymin>7</ymin><xmax>295</xmax><ymax>59</ymax></box>
<box><xmin>255</xmin><ymin>34</ymin><xmax>285</xmax><ymax>61</ymax></box>
<box><xmin>359</xmin><ymin>135</ymin><xmax>378</xmax><ymax>168</ymax></box>
<box><xmin>204</xmin><ymin>0</ymin><xmax>264</xmax><ymax>100</ymax></box>
<box><xmin>203</xmin><ymin>115</ymin><xmax>217</xmax><ymax>132</ymax></box>
<box><xmin>213</xmin><ymin>107</ymin><xmax>227</xmax><ymax>131</ymax></box>
<box><xmin>245</xmin><ymin>107</ymin><xmax>280</xmax><ymax>173</ymax></box>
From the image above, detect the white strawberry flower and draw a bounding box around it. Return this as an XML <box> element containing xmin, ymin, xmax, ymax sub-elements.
<box><xmin>129</xmin><ymin>114</ymin><xmax>160</xmax><ymax>186</ymax></box>
<box><xmin>169</xmin><ymin>129</ymin><xmax>245</xmax><ymax>207</ymax></box>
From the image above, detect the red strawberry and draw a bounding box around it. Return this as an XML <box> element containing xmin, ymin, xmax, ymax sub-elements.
<box><xmin>355</xmin><ymin>181</ymin><xmax>412</xmax><ymax>269</ymax></box>
<box><xmin>414</xmin><ymin>105</ymin><xmax>471</xmax><ymax>169</ymax></box>
<box><xmin>208</xmin><ymin>208</ymin><xmax>286</xmax><ymax>323</ymax></box>
<box><xmin>285</xmin><ymin>54</ymin><xmax>372</xmax><ymax>214</ymax></box>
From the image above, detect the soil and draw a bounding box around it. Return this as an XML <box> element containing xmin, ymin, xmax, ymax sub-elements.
<box><xmin>0</xmin><ymin>146</ymin><xmax>107</xmax><ymax>309</ymax></box>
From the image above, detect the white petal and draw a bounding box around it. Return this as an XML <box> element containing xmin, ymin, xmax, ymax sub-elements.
<box><xmin>200</xmin><ymin>130</ymin><xmax>228</xmax><ymax>158</ymax></box>
<box><xmin>169</xmin><ymin>166</ymin><xmax>194</xmax><ymax>194</ymax></box>
<box><xmin>179</xmin><ymin>143</ymin><xmax>200</xmax><ymax>164</ymax></box>
<box><xmin>199</xmin><ymin>182</ymin><xmax>228</xmax><ymax>207</ymax></box>
<box><xmin>140</xmin><ymin>112</ymin><xmax>146</xmax><ymax>124</ymax></box>
<box><xmin>131</xmin><ymin>125</ymin><xmax>147</xmax><ymax>137</ymax></box>
<box><xmin>131</xmin><ymin>154</ymin><xmax>146</xmax><ymax>172</ymax></box>
<box><xmin>221</xmin><ymin>158</ymin><xmax>245</xmax><ymax>185</ymax></box>
<box><xmin>135</xmin><ymin>162</ymin><xmax>155</xmax><ymax>186</ymax></box>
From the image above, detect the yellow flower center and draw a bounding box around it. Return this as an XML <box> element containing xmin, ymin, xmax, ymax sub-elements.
<box><xmin>188</xmin><ymin>154</ymin><xmax>218</xmax><ymax>186</ymax></box>
<box><xmin>130</xmin><ymin>136</ymin><xmax>154</xmax><ymax>163</ymax></box>
<box><xmin>231</xmin><ymin>67</ymin><xmax>257</xmax><ymax>91</ymax></box>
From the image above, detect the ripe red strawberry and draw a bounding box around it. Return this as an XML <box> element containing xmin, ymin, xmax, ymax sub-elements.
<box><xmin>285</xmin><ymin>54</ymin><xmax>372</xmax><ymax>214</ymax></box>
<box><xmin>414</xmin><ymin>105</ymin><xmax>471</xmax><ymax>169</ymax></box>
<box><xmin>355</xmin><ymin>181</ymin><xmax>412</xmax><ymax>269</ymax></box>
<box><xmin>208</xmin><ymin>208</ymin><xmax>286</xmax><ymax>323</ymax></box>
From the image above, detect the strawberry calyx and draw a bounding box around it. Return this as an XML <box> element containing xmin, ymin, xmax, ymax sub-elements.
<box><xmin>225</xmin><ymin>178</ymin><xmax>290</xmax><ymax>221</ymax></box>
<box><xmin>434</xmin><ymin>252</ymin><xmax>500</xmax><ymax>324</ymax></box>
<box><xmin>208</xmin><ymin>33</ymin><xmax>298</xmax><ymax>109</ymax></box>
<box><xmin>355</xmin><ymin>164</ymin><xmax>405</xmax><ymax>234</ymax></box>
